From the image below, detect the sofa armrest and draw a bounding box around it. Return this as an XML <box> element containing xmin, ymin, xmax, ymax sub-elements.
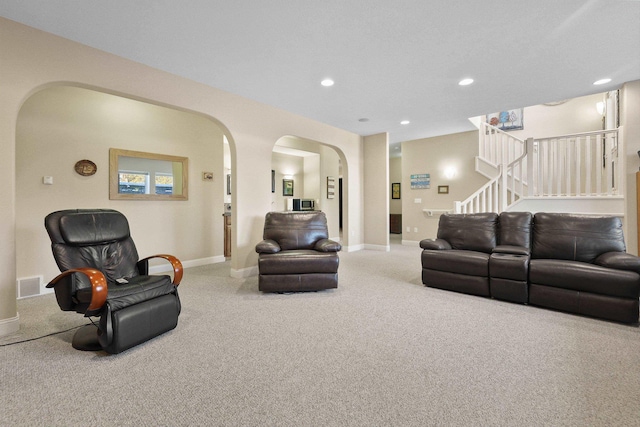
<box><xmin>256</xmin><ymin>239</ymin><xmax>281</xmax><ymax>254</ymax></box>
<box><xmin>595</xmin><ymin>252</ymin><xmax>640</xmax><ymax>274</ymax></box>
<box><xmin>493</xmin><ymin>245</ymin><xmax>530</xmax><ymax>256</ymax></box>
<box><xmin>420</xmin><ymin>238</ymin><xmax>451</xmax><ymax>250</ymax></box>
<box><xmin>315</xmin><ymin>238</ymin><xmax>342</xmax><ymax>252</ymax></box>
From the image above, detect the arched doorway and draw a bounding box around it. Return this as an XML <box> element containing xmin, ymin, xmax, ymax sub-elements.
<box><xmin>15</xmin><ymin>85</ymin><xmax>235</xmax><ymax>296</ymax></box>
<box><xmin>272</xmin><ymin>135</ymin><xmax>348</xmax><ymax>243</ymax></box>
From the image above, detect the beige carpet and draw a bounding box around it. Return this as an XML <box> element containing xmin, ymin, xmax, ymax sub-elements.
<box><xmin>2</xmin><ymin>239</ymin><xmax>640</xmax><ymax>426</ymax></box>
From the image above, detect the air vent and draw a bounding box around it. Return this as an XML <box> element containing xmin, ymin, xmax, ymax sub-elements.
<box><xmin>16</xmin><ymin>276</ymin><xmax>44</xmax><ymax>299</ymax></box>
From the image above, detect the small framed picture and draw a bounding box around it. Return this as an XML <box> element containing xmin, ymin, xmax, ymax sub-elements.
<box><xmin>391</xmin><ymin>182</ymin><xmax>401</xmax><ymax>199</ymax></box>
<box><xmin>283</xmin><ymin>179</ymin><xmax>294</xmax><ymax>196</ymax></box>
<box><xmin>438</xmin><ymin>185</ymin><xmax>449</xmax><ymax>194</ymax></box>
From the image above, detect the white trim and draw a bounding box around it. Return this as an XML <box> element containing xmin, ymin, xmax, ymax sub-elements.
<box><xmin>402</xmin><ymin>239</ymin><xmax>421</xmax><ymax>246</ymax></box>
<box><xmin>363</xmin><ymin>244</ymin><xmax>390</xmax><ymax>252</ymax></box>
<box><xmin>0</xmin><ymin>313</ymin><xmax>20</xmax><ymax>337</ymax></box>
<box><xmin>231</xmin><ymin>265</ymin><xmax>259</xmax><ymax>278</ymax></box>
<box><xmin>344</xmin><ymin>244</ymin><xmax>364</xmax><ymax>252</ymax></box>
<box><xmin>149</xmin><ymin>256</ymin><xmax>225</xmax><ymax>274</ymax></box>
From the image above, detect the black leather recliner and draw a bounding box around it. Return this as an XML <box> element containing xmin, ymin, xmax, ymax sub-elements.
<box><xmin>255</xmin><ymin>211</ymin><xmax>341</xmax><ymax>292</ymax></box>
<box><xmin>420</xmin><ymin>213</ymin><xmax>498</xmax><ymax>296</ymax></box>
<box><xmin>45</xmin><ymin>209</ymin><xmax>183</xmax><ymax>354</ymax></box>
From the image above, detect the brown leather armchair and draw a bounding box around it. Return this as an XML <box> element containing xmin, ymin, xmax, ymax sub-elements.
<box><xmin>255</xmin><ymin>211</ymin><xmax>341</xmax><ymax>292</ymax></box>
<box><xmin>45</xmin><ymin>209</ymin><xmax>183</xmax><ymax>354</ymax></box>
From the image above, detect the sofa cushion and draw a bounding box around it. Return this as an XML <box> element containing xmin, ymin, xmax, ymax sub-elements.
<box><xmin>529</xmin><ymin>259</ymin><xmax>639</xmax><ymax>299</ymax></box>
<box><xmin>498</xmin><ymin>212</ymin><xmax>532</xmax><ymax>248</ymax></box>
<box><xmin>258</xmin><ymin>250</ymin><xmax>339</xmax><ymax>275</ymax></box>
<box><xmin>436</xmin><ymin>213</ymin><xmax>498</xmax><ymax>253</ymax></box>
<box><xmin>532</xmin><ymin>213</ymin><xmax>625</xmax><ymax>262</ymax></box>
<box><xmin>422</xmin><ymin>250</ymin><xmax>490</xmax><ymax>277</ymax></box>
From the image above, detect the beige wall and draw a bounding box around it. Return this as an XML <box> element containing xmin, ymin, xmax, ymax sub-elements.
<box><xmin>16</xmin><ymin>86</ymin><xmax>225</xmax><ymax>286</ymax></box>
<box><xmin>389</xmin><ymin>157</ymin><xmax>402</xmax><ymax>215</ymax></box>
<box><xmin>621</xmin><ymin>80</ymin><xmax>640</xmax><ymax>254</ymax></box>
<box><xmin>363</xmin><ymin>133</ymin><xmax>389</xmax><ymax>250</ymax></box>
<box><xmin>271</xmin><ymin>152</ymin><xmax>304</xmax><ymax>211</ymax></box>
<box><xmin>0</xmin><ymin>18</ymin><xmax>365</xmax><ymax>335</ymax></box>
<box><xmin>503</xmin><ymin>93</ymin><xmax>605</xmax><ymax>139</ymax></box>
<box><xmin>401</xmin><ymin>131</ymin><xmax>484</xmax><ymax>243</ymax></box>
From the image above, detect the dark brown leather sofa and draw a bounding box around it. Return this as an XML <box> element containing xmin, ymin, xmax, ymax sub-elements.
<box><xmin>255</xmin><ymin>211</ymin><xmax>341</xmax><ymax>292</ymax></box>
<box><xmin>420</xmin><ymin>212</ymin><xmax>640</xmax><ymax>323</ymax></box>
<box><xmin>528</xmin><ymin>213</ymin><xmax>640</xmax><ymax>324</ymax></box>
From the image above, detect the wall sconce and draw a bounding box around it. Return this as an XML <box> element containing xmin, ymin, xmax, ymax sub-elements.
<box><xmin>444</xmin><ymin>167</ymin><xmax>457</xmax><ymax>180</ymax></box>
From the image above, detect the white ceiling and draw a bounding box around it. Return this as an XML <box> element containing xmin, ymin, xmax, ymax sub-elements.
<box><xmin>1</xmin><ymin>1</ymin><xmax>639</xmax><ymax>156</ymax></box>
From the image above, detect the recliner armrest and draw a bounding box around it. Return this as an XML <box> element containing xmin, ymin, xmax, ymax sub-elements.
<box><xmin>493</xmin><ymin>245</ymin><xmax>530</xmax><ymax>256</ymax></box>
<box><xmin>314</xmin><ymin>238</ymin><xmax>342</xmax><ymax>252</ymax></box>
<box><xmin>137</xmin><ymin>254</ymin><xmax>183</xmax><ymax>285</ymax></box>
<box><xmin>256</xmin><ymin>239</ymin><xmax>281</xmax><ymax>254</ymax></box>
<box><xmin>420</xmin><ymin>239</ymin><xmax>451</xmax><ymax>250</ymax></box>
<box><xmin>46</xmin><ymin>268</ymin><xmax>108</xmax><ymax>314</ymax></box>
<box><xmin>594</xmin><ymin>251</ymin><xmax>640</xmax><ymax>274</ymax></box>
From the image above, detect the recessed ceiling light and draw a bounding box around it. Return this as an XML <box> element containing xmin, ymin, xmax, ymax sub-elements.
<box><xmin>400</xmin><ymin>120</ymin><xmax>410</xmax><ymax>125</ymax></box>
<box><xmin>459</xmin><ymin>78</ymin><xmax>474</xmax><ymax>86</ymax></box>
<box><xmin>593</xmin><ymin>78</ymin><xmax>611</xmax><ymax>85</ymax></box>
<box><xmin>321</xmin><ymin>78</ymin><xmax>334</xmax><ymax>87</ymax></box>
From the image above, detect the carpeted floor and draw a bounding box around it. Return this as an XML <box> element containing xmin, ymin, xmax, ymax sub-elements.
<box><xmin>2</xmin><ymin>238</ymin><xmax>640</xmax><ymax>426</ymax></box>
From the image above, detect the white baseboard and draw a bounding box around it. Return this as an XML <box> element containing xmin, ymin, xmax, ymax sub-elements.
<box><xmin>364</xmin><ymin>244</ymin><xmax>390</xmax><ymax>252</ymax></box>
<box><xmin>0</xmin><ymin>313</ymin><xmax>20</xmax><ymax>337</ymax></box>
<box><xmin>149</xmin><ymin>256</ymin><xmax>226</xmax><ymax>274</ymax></box>
<box><xmin>402</xmin><ymin>239</ymin><xmax>421</xmax><ymax>246</ymax></box>
<box><xmin>344</xmin><ymin>244</ymin><xmax>364</xmax><ymax>252</ymax></box>
<box><xmin>231</xmin><ymin>265</ymin><xmax>259</xmax><ymax>278</ymax></box>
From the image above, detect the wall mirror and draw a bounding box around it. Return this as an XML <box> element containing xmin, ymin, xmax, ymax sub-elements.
<box><xmin>109</xmin><ymin>148</ymin><xmax>188</xmax><ymax>200</ymax></box>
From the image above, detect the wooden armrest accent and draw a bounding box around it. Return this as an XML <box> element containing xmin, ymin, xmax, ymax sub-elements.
<box><xmin>139</xmin><ymin>254</ymin><xmax>183</xmax><ymax>286</ymax></box>
<box><xmin>47</xmin><ymin>268</ymin><xmax>108</xmax><ymax>312</ymax></box>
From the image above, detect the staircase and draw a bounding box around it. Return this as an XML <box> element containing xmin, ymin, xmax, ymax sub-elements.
<box><xmin>455</xmin><ymin>123</ymin><xmax>623</xmax><ymax>215</ymax></box>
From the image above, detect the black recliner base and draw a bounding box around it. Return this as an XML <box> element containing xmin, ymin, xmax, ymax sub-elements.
<box><xmin>71</xmin><ymin>324</ymin><xmax>102</xmax><ymax>351</ymax></box>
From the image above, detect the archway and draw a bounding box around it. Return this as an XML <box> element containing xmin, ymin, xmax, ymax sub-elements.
<box><xmin>272</xmin><ymin>135</ymin><xmax>349</xmax><ymax>245</ymax></box>
<box><xmin>15</xmin><ymin>84</ymin><xmax>236</xmax><ymax>297</ymax></box>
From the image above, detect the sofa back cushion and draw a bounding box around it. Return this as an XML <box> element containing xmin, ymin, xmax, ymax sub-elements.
<box><xmin>532</xmin><ymin>213</ymin><xmax>625</xmax><ymax>262</ymax></box>
<box><xmin>263</xmin><ymin>211</ymin><xmax>329</xmax><ymax>251</ymax></box>
<box><xmin>498</xmin><ymin>212</ymin><xmax>532</xmax><ymax>248</ymax></box>
<box><xmin>437</xmin><ymin>213</ymin><xmax>498</xmax><ymax>253</ymax></box>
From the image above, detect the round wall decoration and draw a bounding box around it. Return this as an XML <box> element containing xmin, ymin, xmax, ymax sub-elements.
<box><xmin>74</xmin><ymin>159</ymin><xmax>97</xmax><ymax>176</ymax></box>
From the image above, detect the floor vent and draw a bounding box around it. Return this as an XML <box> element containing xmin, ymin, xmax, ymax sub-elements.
<box><xmin>16</xmin><ymin>276</ymin><xmax>44</xmax><ymax>299</ymax></box>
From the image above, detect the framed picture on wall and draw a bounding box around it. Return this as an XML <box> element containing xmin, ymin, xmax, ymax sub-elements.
<box><xmin>283</xmin><ymin>179</ymin><xmax>294</xmax><ymax>196</ymax></box>
<box><xmin>486</xmin><ymin>109</ymin><xmax>524</xmax><ymax>131</ymax></box>
<box><xmin>392</xmin><ymin>182</ymin><xmax>401</xmax><ymax>199</ymax></box>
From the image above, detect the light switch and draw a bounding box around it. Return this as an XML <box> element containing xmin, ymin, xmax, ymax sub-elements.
<box><xmin>43</xmin><ymin>176</ymin><xmax>53</xmax><ymax>185</ymax></box>
<box><xmin>414</xmin><ymin>198</ymin><xmax>421</xmax><ymax>203</ymax></box>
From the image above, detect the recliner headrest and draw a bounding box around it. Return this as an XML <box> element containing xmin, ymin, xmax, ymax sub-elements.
<box><xmin>45</xmin><ymin>209</ymin><xmax>130</xmax><ymax>246</ymax></box>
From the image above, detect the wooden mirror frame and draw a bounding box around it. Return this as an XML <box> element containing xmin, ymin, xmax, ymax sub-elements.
<box><xmin>109</xmin><ymin>148</ymin><xmax>188</xmax><ymax>201</ymax></box>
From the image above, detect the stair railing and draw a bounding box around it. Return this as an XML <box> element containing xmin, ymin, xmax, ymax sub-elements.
<box><xmin>529</xmin><ymin>129</ymin><xmax>621</xmax><ymax>197</ymax></box>
<box><xmin>455</xmin><ymin>126</ymin><xmax>620</xmax><ymax>214</ymax></box>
